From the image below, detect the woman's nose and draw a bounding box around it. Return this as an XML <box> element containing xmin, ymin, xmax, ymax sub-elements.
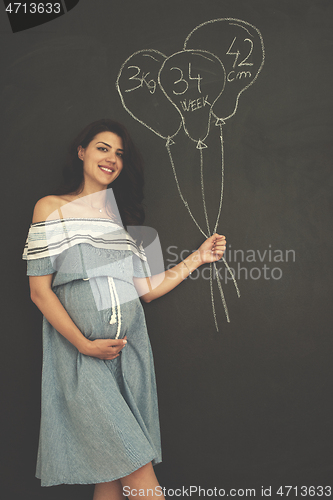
<box><xmin>106</xmin><ymin>151</ymin><xmax>116</xmax><ymax>162</ymax></box>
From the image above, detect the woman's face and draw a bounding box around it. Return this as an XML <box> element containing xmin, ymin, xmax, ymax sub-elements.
<box><xmin>78</xmin><ymin>131</ymin><xmax>124</xmax><ymax>190</ymax></box>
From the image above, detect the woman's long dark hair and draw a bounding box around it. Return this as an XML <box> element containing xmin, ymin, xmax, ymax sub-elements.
<box><xmin>56</xmin><ymin>119</ymin><xmax>145</xmax><ymax>227</ymax></box>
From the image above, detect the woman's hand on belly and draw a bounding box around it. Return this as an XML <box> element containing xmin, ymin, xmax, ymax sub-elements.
<box><xmin>81</xmin><ymin>336</ymin><xmax>127</xmax><ymax>360</ymax></box>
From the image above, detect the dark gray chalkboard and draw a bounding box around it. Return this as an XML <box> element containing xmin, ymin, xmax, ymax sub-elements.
<box><xmin>1</xmin><ymin>0</ymin><xmax>333</xmax><ymax>498</ymax></box>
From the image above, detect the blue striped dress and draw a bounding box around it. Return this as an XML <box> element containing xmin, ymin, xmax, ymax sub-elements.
<box><xmin>23</xmin><ymin>218</ymin><xmax>162</xmax><ymax>486</ymax></box>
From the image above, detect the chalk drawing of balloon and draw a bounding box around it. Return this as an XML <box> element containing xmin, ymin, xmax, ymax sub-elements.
<box><xmin>184</xmin><ymin>19</ymin><xmax>265</xmax><ymax>121</ymax></box>
<box><xmin>158</xmin><ymin>50</ymin><xmax>225</xmax><ymax>144</ymax></box>
<box><xmin>117</xmin><ymin>49</ymin><xmax>182</xmax><ymax>139</ymax></box>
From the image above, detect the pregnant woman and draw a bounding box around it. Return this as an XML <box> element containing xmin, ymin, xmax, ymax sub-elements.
<box><xmin>23</xmin><ymin>119</ymin><xmax>226</xmax><ymax>499</ymax></box>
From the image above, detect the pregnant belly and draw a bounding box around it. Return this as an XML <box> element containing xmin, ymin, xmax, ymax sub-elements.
<box><xmin>54</xmin><ymin>277</ymin><xmax>142</xmax><ymax>340</ymax></box>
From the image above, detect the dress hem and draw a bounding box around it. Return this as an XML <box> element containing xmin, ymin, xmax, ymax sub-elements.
<box><xmin>36</xmin><ymin>455</ymin><xmax>162</xmax><ymax>487</ymax></box>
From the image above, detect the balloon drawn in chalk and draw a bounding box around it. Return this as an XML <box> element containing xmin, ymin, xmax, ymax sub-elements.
<box><xmin>184</xmin><ymin>18</ymin><xmax>265</xmax><ymax>121</ymax></box>
<box><xmin>117</xmin><ymin>49</ymin><xmax>182</xmax><ymax>139</ymax></box>
<box><xmin>116</xmin><ymin>18</ymin><xmax>265</xmax><ymax>330</ymax></box>
<box><xmin>158</xmin><ymin>50</ymin><xmax>225</xmax><ymax>144</ymax></box>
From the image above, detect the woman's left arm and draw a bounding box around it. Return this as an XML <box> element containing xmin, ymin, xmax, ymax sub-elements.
<box><xmin>134</xmin><ymin>234</ymin><xmax>226</xmax><ymax>303</ymax></box>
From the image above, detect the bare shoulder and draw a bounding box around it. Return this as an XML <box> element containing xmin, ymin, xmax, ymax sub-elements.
<box><xmin>32</xmin><ymin>195</ymin><xmax>68</xmax><ymax>223</ymax></box>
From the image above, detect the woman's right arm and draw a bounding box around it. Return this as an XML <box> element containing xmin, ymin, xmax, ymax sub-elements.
<box><xmin>29</xmin><ymin>275</ymin><xmax>126</xmax><ymax>360</ymax></box>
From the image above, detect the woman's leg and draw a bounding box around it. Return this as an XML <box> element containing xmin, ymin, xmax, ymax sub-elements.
<box><xmin>120</xmin><ymin>462</ymin><xmax>165</xmax><ymax>499</ymax></box>
<box><xmin>93</xmin><ymin>479</ymin><xmax>126</xmax><ymax>500</ymax></box>
<box><xmin>93</xmin><ymin>462</ymin><xmax>164</xmax><ymax>499</ymax></box>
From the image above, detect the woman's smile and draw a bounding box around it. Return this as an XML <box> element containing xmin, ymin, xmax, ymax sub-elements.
<box><xmin>99</xmin><ymin>165</ymin><xmax>115</xmax><ymax>174</ymax></box>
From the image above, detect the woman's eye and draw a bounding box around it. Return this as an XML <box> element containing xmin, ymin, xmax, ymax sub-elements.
<box><xmin>117</xmin><ymin>152</ymin><xmax>123</xmax><ymax>158</ymax></box>
<box><xmin>98</xmin><ymin>147</ymin><xmax>108</xmax><ymax>152</ymax></box>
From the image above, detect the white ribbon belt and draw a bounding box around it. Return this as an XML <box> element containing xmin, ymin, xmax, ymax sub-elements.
<box><xmin>107</xmin><ymin>277</ymin><xmax>122</xmax><ymax>339</ymax></box>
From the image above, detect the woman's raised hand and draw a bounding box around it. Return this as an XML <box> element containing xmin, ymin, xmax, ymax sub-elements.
<box><xmin>195</xmin><ymin>234</ymin><xmax>226</xmax><ymax>265</ymax></box>
<box><xmin>82</xmin><ymin>336</ymin><xmax>128</xmax><ymax>360</ymax></box>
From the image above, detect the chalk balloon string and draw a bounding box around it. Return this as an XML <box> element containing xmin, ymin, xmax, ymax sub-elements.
<box><xmin>166</xmin><ymin>121</ymin><xmax>240</xmax><ymax>330</ymax></box>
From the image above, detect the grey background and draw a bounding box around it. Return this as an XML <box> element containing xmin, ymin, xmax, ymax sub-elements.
<box><xmin>1</xmin><ymin>0</ymin><xmax>333</xmax><ymax>498</ymax></box>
